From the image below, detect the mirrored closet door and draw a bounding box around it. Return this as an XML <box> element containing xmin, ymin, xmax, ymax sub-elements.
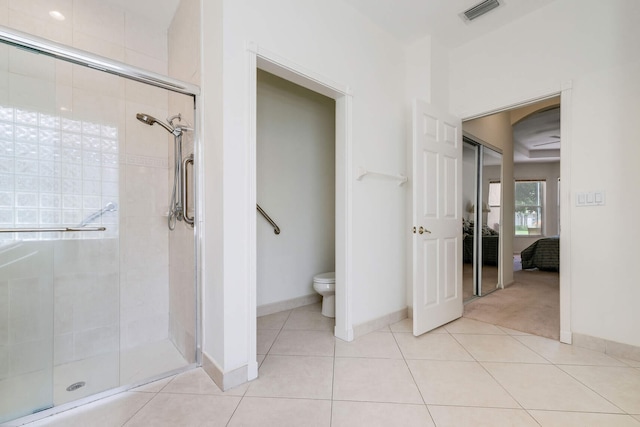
<box><xmin>462</xmin><ymin>138</ymin><xmax>502</xmax><ymax>301</ymax></box>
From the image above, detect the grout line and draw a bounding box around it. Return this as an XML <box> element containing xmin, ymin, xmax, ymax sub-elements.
<box><xmin>554</xmin><ymin>365</ymin><xmax>630</xmax><ymax>415</ymax></box>
<box><xmin>120</xmin><ymin>387</ymin><xmax>163</xmax><ymax>426</ymax></box>
<box><xmin>329</xmin><ymin>328</ymin><xmax>336</xmax><ymax>426</ymax></box>
<box><xmin>390</xmin><ymin>328</ymin><xmax>437</xmax><ymax>425</ymax></box>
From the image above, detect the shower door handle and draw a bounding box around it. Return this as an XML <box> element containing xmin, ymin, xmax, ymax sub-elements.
<box><xmin>182</xmin><ymin>154</ymin><xmax>194</xmax><ymax>227</ymax></box>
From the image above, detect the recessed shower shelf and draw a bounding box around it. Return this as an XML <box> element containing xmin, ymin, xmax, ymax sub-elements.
<box><xmin>355</xmin><ymin>166</ymin><xmax>408</xmax><ymax>186</ymax></box>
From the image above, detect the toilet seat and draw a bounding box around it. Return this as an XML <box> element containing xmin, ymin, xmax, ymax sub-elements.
<box><xmin>313</xmin><ymin>272</ymin><xmax>335</xmax><ymax>284</ymax></box>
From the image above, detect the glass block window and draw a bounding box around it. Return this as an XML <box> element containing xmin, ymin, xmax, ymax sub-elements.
<box><xmin>0</xmin><ymin>105</ymin><xmax>119</xmax><ymax>240</ymax></box>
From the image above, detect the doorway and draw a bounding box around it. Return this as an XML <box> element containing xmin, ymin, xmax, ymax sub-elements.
<box><xmin>461</xmin><ymin>97</ymin><xmax>563</xmax><ymax>340</ymax></box>
<box><xmin>255</xmin><ymin>70</ymin><xmax>336</xmax><ymax>317</ymax></box>
<box><xmin>246</xmin><ymin>47</ymin><xmax>355</xmax><ymax>380</ymax></box>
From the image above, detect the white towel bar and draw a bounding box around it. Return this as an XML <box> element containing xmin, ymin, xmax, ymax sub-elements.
<box><xmin>355</xmin><ymin>167</ymin><xmax>407</xmax><ymax>186</ymax></box>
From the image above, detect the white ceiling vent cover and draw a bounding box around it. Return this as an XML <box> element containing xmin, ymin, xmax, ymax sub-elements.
<box><xmin>461</xmin><ymin>0</ymin><xmax>501</xmax><ymax>21</ymax></box>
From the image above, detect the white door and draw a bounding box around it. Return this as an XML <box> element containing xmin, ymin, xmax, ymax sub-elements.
<box><xmin>412</xmin><ymin>99</ymin><xmax>463</xmax><ymax>336</ymax></box>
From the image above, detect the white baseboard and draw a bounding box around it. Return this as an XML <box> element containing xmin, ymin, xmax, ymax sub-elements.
<box><xmin>572</xmin><ymin>333</ymin><xmax>640</xmax><ymax>362</ymax></box>
<box><xmin>560</xmin><ymin>330</ymin><xmax>572</xmax><ymax>344</ymax></box>
<box><xmin>353</xmin><ymin>307</ymin><xmax>408</xmax><ymax>339</ymax></box>
<box><xmin>202</xmin><ymin>352</ymin><xmax>249</xmax><ymax>392</ymax></box>
<box><xmin>257</xmin><ymin>294</ymin><xmax>322</xmax><ymax>317</ymax></box>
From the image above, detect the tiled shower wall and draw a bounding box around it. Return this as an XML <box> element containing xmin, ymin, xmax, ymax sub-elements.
<box><xmin>0</xmin><ymin>0</ymin><xmax>176</xmax><ymax>375</ymax></box>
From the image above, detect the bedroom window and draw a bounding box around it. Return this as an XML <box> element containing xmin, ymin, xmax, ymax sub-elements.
<box><xmin>515</xmin><ymin>180</ymin><xmax>545</xmax><ymax>236</ymax></box>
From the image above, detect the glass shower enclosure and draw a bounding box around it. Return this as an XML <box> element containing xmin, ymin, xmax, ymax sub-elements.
<box><xmin>0</xmin><ymin>28</ymin><xmax>199</xmax><ymax>424</ymax></box>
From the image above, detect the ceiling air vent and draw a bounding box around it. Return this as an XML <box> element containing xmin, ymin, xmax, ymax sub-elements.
<box><xmin>462</xmin><ymin>0</ymin><xmax>501</xmax><ymax>22</ymax></box>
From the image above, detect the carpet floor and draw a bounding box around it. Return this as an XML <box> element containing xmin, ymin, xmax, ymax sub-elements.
<box><xmin>463</xmin><ymin>257</ymin><xmax>560</xmax><ymax>340</ymax></box>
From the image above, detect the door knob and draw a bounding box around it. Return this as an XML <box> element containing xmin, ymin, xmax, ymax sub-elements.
<box><xmin>419</xmin><ymin>226</ymin><xmax>431</xmax><ymax>235</ymax></box>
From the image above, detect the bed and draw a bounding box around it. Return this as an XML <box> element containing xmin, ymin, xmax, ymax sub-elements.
<box><xmin>520</xmin><ymin>236</ymin><xmax>560</xmax><ymax>271</ymax></box>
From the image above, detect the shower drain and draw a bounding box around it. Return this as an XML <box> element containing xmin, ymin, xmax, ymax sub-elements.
<box><xmin>66</xmin><ymin>381</ymin><xmax>86</xmax><ymax>392</ymax></box>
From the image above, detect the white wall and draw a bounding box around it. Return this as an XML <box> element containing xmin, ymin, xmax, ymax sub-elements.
<box><xmin>256</xmin><ymin>70</ymin><xmax>335</xmax><ymax>307</ymax></box>
<box><xmin>450</xmin><ymin>0</ymin><xmax>640</xmax><ymax>347</ymax></box>
<box><xmin>202</xmin><ymin>0</ymin><xmax>408</xmax><ymax>380</ymax></box>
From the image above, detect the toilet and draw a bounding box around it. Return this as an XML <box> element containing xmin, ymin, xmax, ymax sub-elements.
<box><xmin>313</xmin><ymin>272</ymin><xmax>336</xmax><ymax>318</ymax></box>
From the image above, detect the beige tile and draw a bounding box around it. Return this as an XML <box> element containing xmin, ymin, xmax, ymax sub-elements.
<box><xmin>161</xmin><ymin>368</ymin><xmax>247</xmax><ymax>396</ymax></box>
<box><xmin>634</xmin><ymin>415</ymin><xmax>640</xmax><ymax>422</ymax></box>
<box><xmin>257</xmin><ymin>328</ymin><xmax>279</xmax><ymax>355</ymax></box>
<box><xmin>132</xmin><ymin>376</ymin><xmax>172</xmax><ymax>393</ymax></box>
<box><xmin>497</xmin><ymin>325</ymin><xmax>531</xmax><ymax>336</ymax></box>
<box><xmin>428</xmin><ymin>406</ymin><xmax>539</xmax><ymax>427</ymax></box>
<box><xmin>390</xmin><ymin>318</ymin><xmax>412</xmax><ymax>332</ymax></box>
<box><xmin>454</xmin><ymin>334</ymin><xmax>550</xmax><ymax>363</ymax></box>
<box><xmin>529</xmin><ymin>410</ymin><xmax>640</xmax><ymax>427</ymax></box>
<box><xmin>293</xmin><ymin>302</ymin><xmax>322</xmax><ymax>312</ymax></box>
<box><xmin>515</xmin><ymin>335</ymin><xmax>628</xmax><ymax>366</ymax></box>
<box><xmin>269</xmin><ymin>329</ymin><xmax>335</xmax><ymax>356</ymax></box>
<box><xmin>246</xmin><ymin>355</ymin><xmax>333</xmax><ymax>399</ymax></box>
<box><xmin>257</xmin><ymin>354</ymin><xmax>266</xmax><ymax>367</ymax></box>
<box><xmin>123</xmin><ymin>393</ymin><xmax>240</xmax><ymax>426</ymax></box>
<box><xmin>376</xmin><ymin>325</ymin><xmax>392</xmax><ymax>332</ymax></box>
<box><xmin>407</xmin><ymin>360</ymin><xmax>519</xmax><ymax>408</ymax></box>
<box><xmin>333</xmin><ymin>358</ymin><xmax>423</xmax><ymax>404</ymax></box>
<box><xmin>228</xmin><ymin>397</ymin><xmax>331</xmax><ymax>427</ymax></box>
<box><xmin>257</xmin><ymin>311</ymin><xmax>290</xmax><ymax>330</ymax></box>
<box><xmin>28</xmin><ymin>392</ymin><xmax>153</xmax><ymax>427</ymax></box>
<box><xmin>332</xmin><ymin>401</ymin><xmax>434</xmax><ymax>427</ymax></box>
<box><xmin>395</xmin><ymin>332</ymin><xmax>474</xmax><ymax>361</ymax></box>
<box><xmin>335</xmin><ymin>331</ymin><xmax>402</xmax><ymax>359</ymax></box>
<box><xmin>559</xmin><ymin>365</ymin><xmax>640</xmax><ymax>413</ymax></box>
<box><xmin>390</xmin><ymin>318</ymin><xmax>448</xmax><ymax>334</ymax></box>
<box><xmin>445</xmin><ymin>317</ymin><xmax>506</xmax><ymax>335</ymax></box>
<box><xmin>283</xmin><ymin>310</ymin><xmax>334</xmax><ymax>331</ymax></box>
<box><xmin>483</xmin><ymin>362</ymin><xmax>623</xmax><ymax>412</ymax></box>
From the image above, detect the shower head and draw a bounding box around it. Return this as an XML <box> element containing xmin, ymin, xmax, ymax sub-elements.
<box><xmin>136</xmin><ymin>113</ymin><xmax>174</xmax><ymax>134</ymax></box>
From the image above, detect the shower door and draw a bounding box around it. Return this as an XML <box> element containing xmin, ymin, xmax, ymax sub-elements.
<box><xmin>0</xmin><ymin>38</ymin><xmax>197</xmax><ymax>423</ymax></box>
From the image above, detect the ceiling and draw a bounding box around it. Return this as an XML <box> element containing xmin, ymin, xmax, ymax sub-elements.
<box><xmin>513</xmin><ymin>107</ymin><xmax>560</xmax><ymax>163</ymax></box>
<box><xmin>341</xmin><ymin>0</ymin><xmax>559</xmax><ymax>47</ymax></box>
<box><xmin>107</xmin><ymin>0</ymin><xmax>559</xmax><ymax>46</ymax></box>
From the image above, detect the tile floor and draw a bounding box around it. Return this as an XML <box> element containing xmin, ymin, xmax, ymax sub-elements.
<box><xmin>25</xmin><ymin>303</ymin><xmax>640</xmax><ymax>426</ymax></box>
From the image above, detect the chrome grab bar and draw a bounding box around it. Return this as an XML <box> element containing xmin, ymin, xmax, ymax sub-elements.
<box><xmin>182</xmin><ymin>154</ymin><xmax>194</xmax><ymax>227</ymax></box>
<box><xmin>257</xmin><ymin>204</ymin><xmax>280</xmax><ymax>235</ymax></box>
<box><xmin>0</xmin><ymin>227</ymin><xmax>106</xmax><ymax>233</ymax></box>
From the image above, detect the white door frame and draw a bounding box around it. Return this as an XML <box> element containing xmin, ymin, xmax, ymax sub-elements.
<box><xmin>246</xmin><ymin>43</ymin><xmax>355</xmax><ymax>378</ymax></box>
<box><xmin>459</xmin><ymin>82</ymin><xmax>572</xmax><ymax>344</ymax></box>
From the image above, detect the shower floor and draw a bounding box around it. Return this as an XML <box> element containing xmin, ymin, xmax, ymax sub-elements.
<box><xmin>55</xmin><ymin>339</ymin><xmax>188</xmax><ymax>406</ymax></box>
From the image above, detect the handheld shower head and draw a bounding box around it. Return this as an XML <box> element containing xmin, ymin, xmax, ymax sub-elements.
<box><xmin>136</xmin><ymin>113</ymin><xmax>174</xmax><ymax>134</ymax></box>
